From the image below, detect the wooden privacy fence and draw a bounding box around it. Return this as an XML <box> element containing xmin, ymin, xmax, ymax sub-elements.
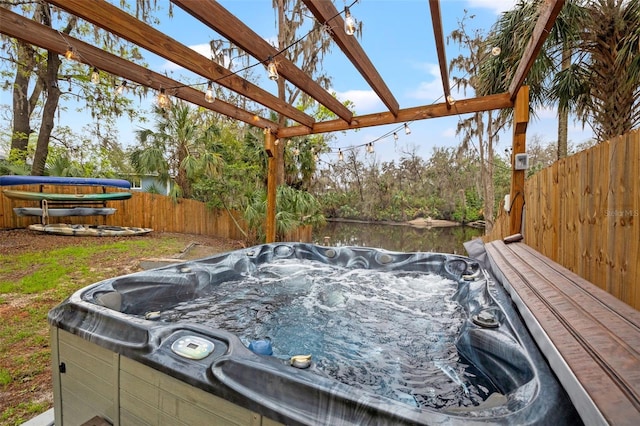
<box><xmin>488</xmin><ymin>130</ymin><xmax>639</xmax><ymax>309</ymax></box>
<box><xmin>0</xmin><ymin>189</ymin><xmax>312</xmax><ymax>243</ymax></box>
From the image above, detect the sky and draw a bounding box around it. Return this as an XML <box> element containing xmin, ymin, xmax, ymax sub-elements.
<box><xmin>1</xmin><ymin>0</ymin><xmax>595</xmax><ymax>163</ymax></box>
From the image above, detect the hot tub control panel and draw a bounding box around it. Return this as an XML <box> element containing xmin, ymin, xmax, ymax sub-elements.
<box><xmin>171</xmin><ymin>335</ymin><xmax>215</xmax><ymax>360</ymax></box>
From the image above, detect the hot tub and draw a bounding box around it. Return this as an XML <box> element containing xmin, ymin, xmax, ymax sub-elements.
<box><xmin>48</xmin><ymin>243</ymin><xmax>580</xmax><ymax>425</ymax></box>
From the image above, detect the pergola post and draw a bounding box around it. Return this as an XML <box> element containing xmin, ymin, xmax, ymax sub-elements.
<box><xmin>509</xmin><ymin>85</ymin><xmax>529</xmax><ymax>235</ymax></box>
<box><xmin>264</xmin><ymin>130</ymin><xmax>277</xmax><ymax>243</ymax></box>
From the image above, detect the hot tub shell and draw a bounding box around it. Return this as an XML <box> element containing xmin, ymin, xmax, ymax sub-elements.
<box><xmin>48</xmin><ymin>243</ymin><xmax>581</xmax><ymax>425</ymax></box>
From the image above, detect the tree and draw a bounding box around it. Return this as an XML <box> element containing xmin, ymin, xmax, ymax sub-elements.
<box><xmin>195</xmin><ymin>124</ymin><xmax>266</xmax><ymax>210</ymax></box>
<box><xmin>39</xmin><ymin>122</ymin><xmax>132</xmax><ymax>178</ymax></box>
<box><xmin>130</xmin><ymin>101</ymin><xmax>223</xmax><ymax>200</ymax></box>
<box><xmin>481</xmin><ymin>0</ymin><xmax>639</xmax><ymax>150</ymax></box>
<box><xmin>449</xmin><ymin>15</ymin><xmax>505</xmax><ymax>232</ymax></box>
<box><xmin>244</xmin><ymin>184</ymin><xmax>325</xmax><ymax>244</ymax></box>
<box><xmin>1</xmin><ymin>1</ymin><xmax>158</xmax><ymax>175</ymax></box>
<box><xmin>311</xmin><ymin>146</ymin><xmax>485</xmax><ymax>223</ymax></box>
<box><xmin>271</xmin><ymin>0</ymin><xmax>344</xmax><ymax>185</ymax></box>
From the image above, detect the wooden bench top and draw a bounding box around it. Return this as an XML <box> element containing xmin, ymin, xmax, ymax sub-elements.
<box><xmin>484</xmin><ymin>240</ymin><xmax>640</xmax><ymax>425</ymax></box>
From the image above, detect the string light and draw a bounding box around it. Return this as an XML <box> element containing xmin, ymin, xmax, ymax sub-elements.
<box><xmin>320</xmin><ymin>1</ymin><xmax>495</xmax><ymax>165</ymax></box>
<box><xmin>156</xmin><ymin>88</ymin><xmax>171</xmax><ymax>109</ymax></box>
<box><xmin>344</xmin><ymin>7</ymin><xmax>356</xmax><ymax>36</ymax></box>
<box><xmin>267</xmin><ymin>58</ymin><xmax>279</xmax><ymax>81</ymax></box>
<box><xmin>64</xmin><ymin>46</ymin><xmax>75</xmax><ymax>60</ymax></box>
<box><xmin>57</xmin><ymin>2</ymin><xmax>373</xmax><ymax>162</ymax></box>
<box><xmin>204</xmin><ymin>81</ymin><xmax>215</xmax><ymax>103</ymax></box>
<box><xmin>115</xmin><ymin>80</ymin><xmax>127</xmax><ymax>96</ymax></box>
<box><xmin>55</xmin><ymin>1</ymin><xmax>362</xmax><ymax>110</ymax></box>
<box><xmin>90</xmin><ymin>67</ymin><xmax>100</xmax><ymax>84</ymax></box>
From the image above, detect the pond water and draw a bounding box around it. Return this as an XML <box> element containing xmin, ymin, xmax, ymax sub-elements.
<box><xmin>312</xmin><ymin>221</ymin><xmax>484</xmax><ymax>255</ymax></box>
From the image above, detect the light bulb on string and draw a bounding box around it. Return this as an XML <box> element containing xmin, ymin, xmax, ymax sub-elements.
<box><xmin>344</xmin><ymin>7</ymin><xmax>356</xmax><ymax>36</ymax></box>
<box><xmin>367</xmin><ymin>142</ymin><xmax>374</xmax><ymax>154</ymax></box>
<box><xmin>338</xmin><ymin>148</ymin><xmax>344</xmax><ymax>162</ymax></box>
<box><xmin>393</xmin><ymin>132</ymin><xmax>398</xmax><ymax>142</ymax></box>
<box><xmin>90</xmin><ymin>67</ymin><xmax>100</xmax><ymax>85</ymax></box>
<box><xmin>64</xmin><ymin>46</ymin><xmax>75</xmax><ymax>60</ymax></box>
<box><xmin>115</xmin><ymin>81</ymin><xmax>127</xmax><ymax>96</ymax></box>
<box><xmin>156</xmin><ymin>88</ymin><xmax>171</xmax><ymax>109</ymax></box>
<box><xmin>267</xmin><ymin>58</ymin><xmax>279</xmax><ymax>81</ymax></box>
<box><xmin>204</xmin><ymin>81</ymin><xmax>215</xmax><ymax>103</ymax></box>
<box><xmin>404</xmin><ymin>123</ymin><xmax>411</xmax><ymax>135</ymax></box>
<box><xmin>446</xmin><ymin>95</ymin><xmax>456</xmax><ymax>105</ymax></box>
<box><xmin>491</xmin><ymin>46</ymin><xmax>501</xmax><ymax>56</ymax></box>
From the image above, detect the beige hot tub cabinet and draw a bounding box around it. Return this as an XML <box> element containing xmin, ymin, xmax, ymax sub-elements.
<box><xmin>50</xmin><ymin>328</ymin><xmax>282</xmax><ymax>426</ymax></box>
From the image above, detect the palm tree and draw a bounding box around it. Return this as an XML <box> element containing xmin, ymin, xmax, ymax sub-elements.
<box><xmin>571</xmin><ymin>0</ymin><xmax>640</xmax><ymax>141</ymax></box>
<box><xmin>480</xmin><ymin>0</ymin><xmax>640</xmax><ymax>151</ymax></box>
<box><xmin>130</xmin><ymin>101</ymin><xmax>223</xmax><ymax>199</ymax></box>
<box><xmin>244</xmin><ymin>184</ymin><xmax>325</xmax><ymax>243</ymax></box>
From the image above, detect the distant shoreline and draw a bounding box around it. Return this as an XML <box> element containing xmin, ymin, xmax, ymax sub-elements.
<box><xmin>324</xmin><ymin>217</ymin><xmax>462</xmax><ymax>228</ymax></box>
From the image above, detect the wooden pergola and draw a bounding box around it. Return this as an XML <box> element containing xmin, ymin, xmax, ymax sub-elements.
<box><xmin>0</xmin><ymin>0</ymin><xmax>565</xmax><ymax>242</ymax></box>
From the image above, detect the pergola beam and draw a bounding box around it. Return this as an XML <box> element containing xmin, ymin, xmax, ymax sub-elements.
<box><xmin>302</xmin><ymin>0</ymin><xmax>400</xmax><ymax>117</ymax></box>
<box><xmin>46</xmin><ymin>0</ymin><xmax>316</xmax><ymax>128</ymax></box>
<box><xmin>429</xmin><ymin>0</ymin><xmax>453</xmax><ymax>108</ymax></box>
<box><xmin>0</xmin><ymin>8</ymin><xmax>279</xmax><ymax>132</ymax></box>
<box><xmin>172</xmin><ymin>0</ymin><xmax>354</xmax><ymax>124</ymax></box>
<box><xmin>509</xmin><ymin>86</ymin><xmax>529</xmax><ymax>234</ymax></box>
<box><xmin>277</xmin><ymin>93</ymin><xmax>514</xmax><ymax>138</ymax></box>
<box><xmin>508</xmin><ymin>0</ymin><xmax>565</xmax><ymax>100</ymax></box>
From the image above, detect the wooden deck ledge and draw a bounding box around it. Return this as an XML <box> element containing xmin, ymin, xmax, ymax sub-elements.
<box><xmin>482</xmin><ymin>240</ymin><xmax>640</xmax><ymax>425</ymax></box>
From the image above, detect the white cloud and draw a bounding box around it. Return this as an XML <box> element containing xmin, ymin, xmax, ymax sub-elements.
<box><xmin>442</xmin><ymin>126</ymin><xmax>457</xmax><ymax>139</ymax></box>
<box><xmin>405</xmin><ymin>63</ymin><xmax>475</xmax><ymax>104</ymax></box>
<box><xmin>160</xmin><ymin>43</ymin><xmax>213</xmax><ymax>71</ymax></box>
<box><xmin>535</xmin><ymin>105</ymin><xmax>557</xmax><ymax>120</ymax></box>
<box><xmin>467</xmin><ymin>0</ymin><xmax>517</xmax><ymax>15</ymax></box>
<box><xmin>406</xmin><ymin>63</ymin><xmax>444</xmax><ymax>102</ymax></box>
<box><xmin>334</xmin><ymin>89</ymin><xmax>384</xmax><ymax>114</ymax></box>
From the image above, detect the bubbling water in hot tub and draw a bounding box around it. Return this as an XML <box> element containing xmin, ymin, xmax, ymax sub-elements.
<box><xmin>152</xmin><ymin>258</ymin><xmax>499</xmax><ymax>409</ymax></box>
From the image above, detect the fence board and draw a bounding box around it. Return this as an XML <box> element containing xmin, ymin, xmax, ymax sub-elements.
<box><xmin>487</xmin><ymin>129</ymin><xmax>640</xmax><ymax>310</ymax></box>
<box><xmin>632</xmin><ymin>137</ymin><xmax>640</xmax><ymax>310</ymax></box>
<box><xmin>608</xmin><ymin>134</ymin><xmax>639</xmax><ymax>304</ymax></box>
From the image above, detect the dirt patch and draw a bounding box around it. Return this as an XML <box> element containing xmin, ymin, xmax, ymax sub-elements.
<box><xmin>0</xmin><ymin>228</ymin><xmax>243</xmax><ymax>425</ymax></box>
<box><xmin>0</xmin><ymin>228</ymin><xmax>242</xmax><ymax>258</ymax></box>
